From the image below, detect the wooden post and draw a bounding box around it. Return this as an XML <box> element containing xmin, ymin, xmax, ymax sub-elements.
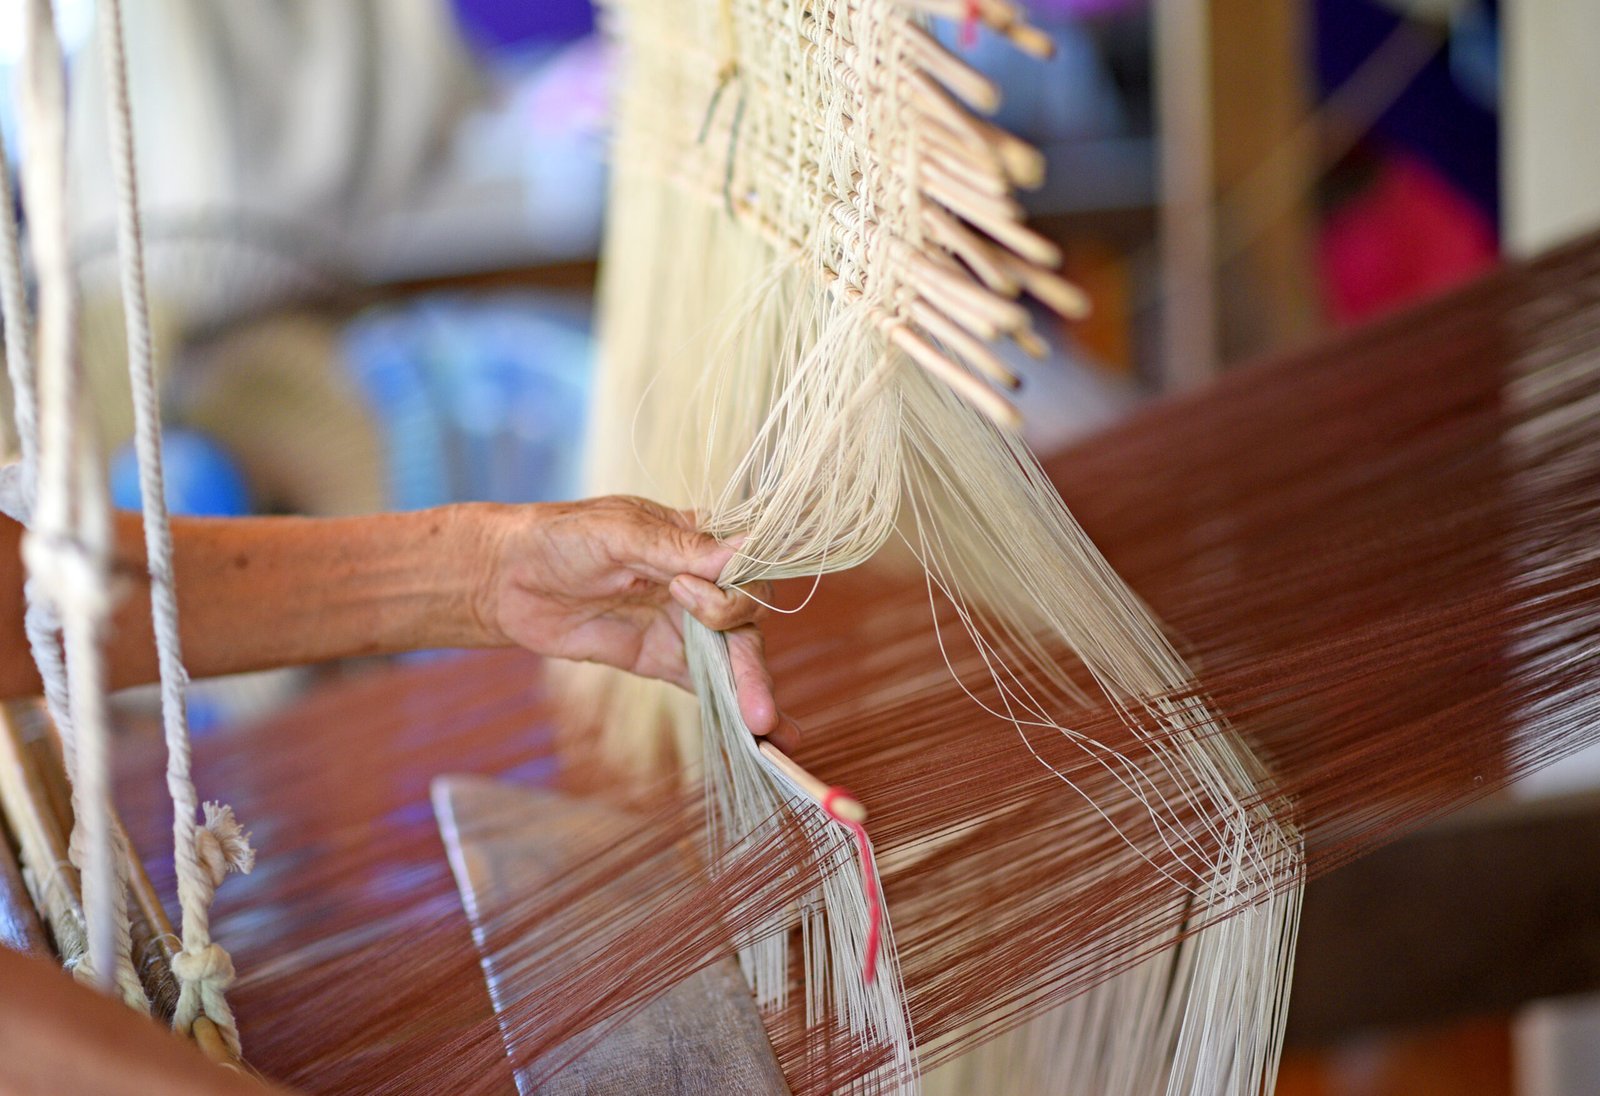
<box><xmin>1154</xmin><ymin>0</ymin><xmax>1219</xmax><ymax>390</ymax></box>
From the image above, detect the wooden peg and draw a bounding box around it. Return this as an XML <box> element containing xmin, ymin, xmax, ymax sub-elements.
<box><xmin>758</xmin><ymin>741</ymin><xmax>868</xmax><ymax>824</ymax></box>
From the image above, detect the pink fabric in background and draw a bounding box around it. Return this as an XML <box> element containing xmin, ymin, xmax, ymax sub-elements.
<box><xmin>1319</xmin><ymin>152</ymin><xmax>1497</xmax><ymax>327</ymax></box>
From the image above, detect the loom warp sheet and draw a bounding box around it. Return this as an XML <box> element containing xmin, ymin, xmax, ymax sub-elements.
<box><xmin>114</xmin><ymin>233</ymin><xmax>1600</xmax><ymax>1094</ymax></box>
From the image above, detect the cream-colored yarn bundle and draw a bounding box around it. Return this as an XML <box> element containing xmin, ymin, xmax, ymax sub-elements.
<box><xmin>569</xmin><ymin>1</ymin><xmax>1304</xmax><ymax>1093</ymax></box>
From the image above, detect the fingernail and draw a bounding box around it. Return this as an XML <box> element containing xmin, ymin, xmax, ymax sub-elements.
<box><xmin>669</xmin><ymin>575</ymin><xmax>698</xmax><ymax>608</ymax></box>
<box><xmin>771</xmin><ymin>717</ymin><xmax>804</xmax><ymax>752</ymax></box>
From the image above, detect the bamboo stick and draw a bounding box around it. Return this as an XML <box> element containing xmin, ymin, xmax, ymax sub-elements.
<box><xmin>758</xmin><ymin>741</ymin><xmax>867</xmax><ymax>824</ymax></box>
<box><xmin>814</xmin><ymin>262</ymin><xmax>1021</xmax><ymax>429</ymax></box>
<box><xmin>1002</xmin><ymin>254</ymin><xmax>1093</xmax><ymax>320</ymax></box>
<box><xmin>191</xmin><ymin>1016</ymin><xmax>234</xmax><ymax>1066</ymax></box>
<box><xmin>910</xmin><ymin>251</ymin><xmax>1030</xmax><ymax>333</ymax></box>
<box><xmin>903</xmin><ymin>23</ymin><xmax>1002</xmax><ymax>114</ymax></box>
<box><xmin>21</xmin><ymin>722</ymin><xmax>181</xmax><ymax>1019</ymax></box>
<box><xmin>906</xmin><ymin>0</ymin><xmax>1057</xmax><ymax>60</ymax></box>
<box><xmin>1013</xmin><ymin>327</ymin><xmax>1049</xmax><ymax>359</ymax></box>
<box><xmin>953</xmin><ymin>198</ymin><xmax>1063</xmax><ymax>269</ymax></box>
<box><xmin>924</xmin><ymin>204</ymin><xmax>1022</xmax><ymax>296</ymax></box>
<box><xmin>908</xmin><ymin>299</ymin><xmax>1020</xmax><ymax>390</ymax></box>
<box><xmin>887</xmin><ymin>322</ymin><xmax>1022</xmax><ymax>431</ymax></box>
<box><xmin>0</xmin><ymin>703</ymin><xmax>86</xmax><ymax>962</ymax></box>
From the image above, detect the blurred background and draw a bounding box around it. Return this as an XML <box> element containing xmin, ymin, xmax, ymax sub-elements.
<box><xmin>2</xmin><ymin>1</ymin><xmax>1598</xmax><ymax>1092</ymax></box>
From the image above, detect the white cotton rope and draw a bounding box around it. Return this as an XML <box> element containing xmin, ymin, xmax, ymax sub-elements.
<box><xmin>96</xmin><ymin>0</ymin><xmax>254</xmax><ymax>1054</ymax></box>
<box><xmin>14</xmin><ymin>0</ymin><xmax>146</xmax><ymax>1008</ymax></box>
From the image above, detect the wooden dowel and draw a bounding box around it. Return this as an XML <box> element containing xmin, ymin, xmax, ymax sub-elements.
<box><xmin>904</xmin><ymin>23</ymin><xmax>1002</xmax><ymax>114</ymax></box>
<box><xmin>190</xmin><ymin>1016</ymin><xmax>233</xmax><ymax>1066</ymax></box>
<box><xmin>955</xmin><ymin>200</ymin><xmax>1063</xmax><ymax>269</ymax></box>
<box><xmin>1013</xmin><ymin>327</ymin><xmax>1049</xmax><ymax>359</ymax></box>
<box><xmin>909</xmin><ymin>299</ymin><xmax>1020</xmax><ymax>390</ymax></box>
<box><xmin>889</xmin><ymin>322</ymin><xmax>1023</xmax><ymax>430</ymax></box>
<box><xmin>1002</xmin><ymin>255</ymin><xmax>1093</xmax><ymax>320</ymax></box>
<box><xmin>758</xmin><ymin>741</ymin><xmax>868</xmax><ymax>825</ymax></box>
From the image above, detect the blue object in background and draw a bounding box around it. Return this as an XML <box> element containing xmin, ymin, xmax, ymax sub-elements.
<box><xmin>1314</xmin><ymin>0</ymin><xmax>1500</xmax><ymax>229</ymax></box>
<box><xmin>110</xmin><ymin>429</ymin><xmax>252</xmax><ymax>517</ymax></box>
<box><xmin>343</xmin><ymin>293</ymin><xmax>594</xmax><ymax>512</ymax></box>
<box><xmin>451</xmin><ymin>0</ymin><xmax>594</xmax><ymax>56</ymax></box>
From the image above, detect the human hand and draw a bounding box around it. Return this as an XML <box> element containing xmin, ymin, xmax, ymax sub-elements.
<box><xmin>473</xmin><ymin>496</ymin><xmax>799</xmax><ymax>751</ymax></box>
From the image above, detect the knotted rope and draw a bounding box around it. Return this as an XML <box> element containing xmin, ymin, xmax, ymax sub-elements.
<box><xmin>97</xmin><ymin>0</ymin><xmax>254</xmax><ymax>1053</ymax></box>
<box><xmin>2</xmin><ymin>0</ymin><xmax>253</xmax><ymax>1051</ymax></box>
<box><xmin>14</xmin><ymin>0</ymin><xmax>146</xmax><ymax>1010</ymax></box>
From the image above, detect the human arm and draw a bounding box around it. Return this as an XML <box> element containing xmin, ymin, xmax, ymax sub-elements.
<box><xmin>0</xmin><ymin>498</ymin><xmax>794</xmax><ymax>746</ymax></box>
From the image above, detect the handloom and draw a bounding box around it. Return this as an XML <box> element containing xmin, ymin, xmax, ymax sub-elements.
<box><xmin>567</xmin><ymin>0</ymin><xmax>1294</xmax><ymax>1090</ymax></box>
<box><xmin>73</xmin><ymin>231</ymin><xmax>1600</xmax><ymax>1095</ymax></box>
<box><xmin>3</xmin><ymin>3</ymin><xmax>1600</xmax><ymax>1096</ymax></box>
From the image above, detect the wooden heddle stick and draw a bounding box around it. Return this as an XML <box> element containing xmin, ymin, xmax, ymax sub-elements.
<box><xmin>758</xmin><ymin>741</ymin><xmax>867</xmax><ymax>824</ymax></box>
<box><xmin>757</xmin><ymin>740</ymin><xmax>881</xmax><ymax>981</ymax></box>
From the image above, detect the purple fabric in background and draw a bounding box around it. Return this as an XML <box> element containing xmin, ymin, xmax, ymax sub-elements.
<box><xmin>1027</xmin><ymin>0</ymin><xmax>1146</xmax><ymax>17</ymax></box>
<box><xmin>453</xmin><ymin>0</ymin><xmax>595</xmax><ymax>54</ymax></box>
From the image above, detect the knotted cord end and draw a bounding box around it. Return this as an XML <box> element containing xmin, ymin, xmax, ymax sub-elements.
<box><xmin>197</xmin><ymin>801</ymin><xmax>255</xmax><ymax>886</ymax></box>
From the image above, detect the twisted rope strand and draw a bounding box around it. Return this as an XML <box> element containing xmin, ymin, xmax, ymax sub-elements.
<box><xmin>16</xmin><ymin>0</ymin><xmax>146</xmax><ymax>1009</ymax></box>
<box><xmin>96</xmin><ymin>0</ymin><xmax>253</xmax><ymax>1053</ymax></box>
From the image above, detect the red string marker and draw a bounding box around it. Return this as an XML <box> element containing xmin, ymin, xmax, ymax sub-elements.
<box><xmin>822</xmin><ymin>785</ymin><xmax>881</xmax><ymax>984</ymax></box>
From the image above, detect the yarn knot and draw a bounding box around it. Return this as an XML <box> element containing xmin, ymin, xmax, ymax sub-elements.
<box><xmin>196</xmin><ymin>802</ymin><xmax>255</xmax><ymax>889</ymax></box>
<box><xmin>172</xmin><ymin>942</ymin><xmax>235</xmax><ymax>988</ymax></box>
